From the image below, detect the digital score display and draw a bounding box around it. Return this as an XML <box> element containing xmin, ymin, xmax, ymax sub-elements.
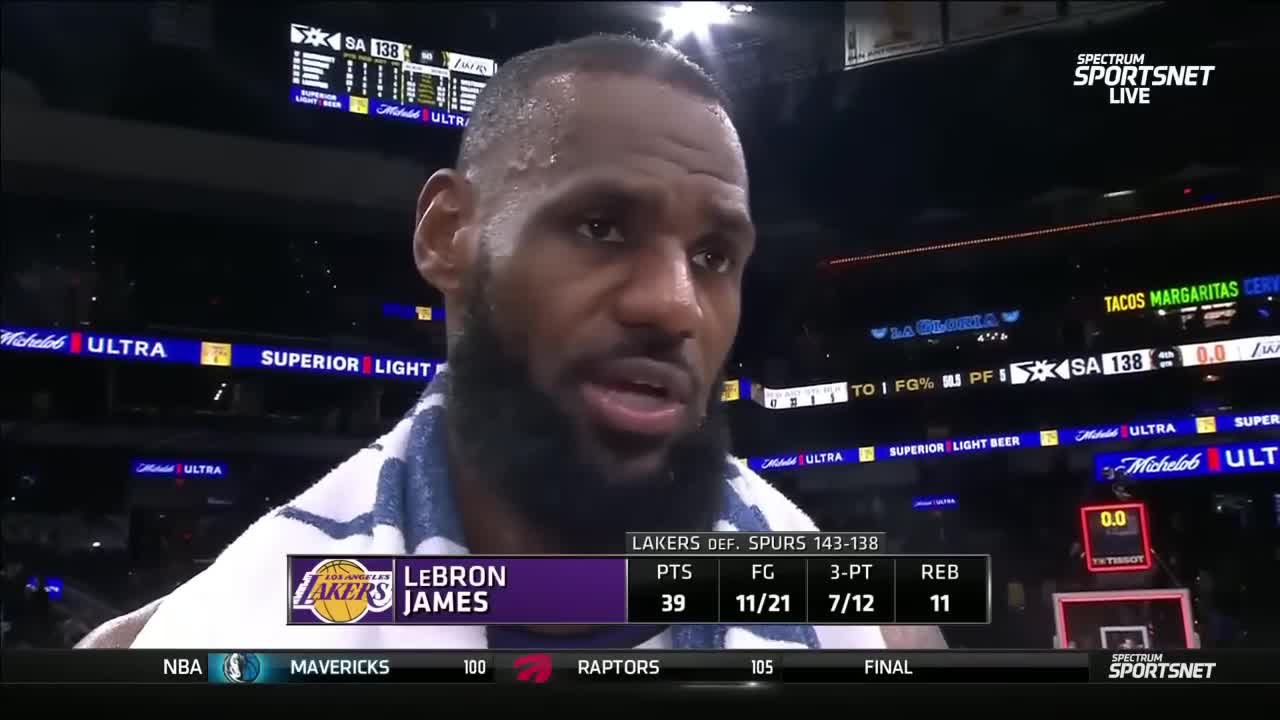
<box><xmin>1080</xmin><ymin>503</ymin><xmax>1152</xmax><ymax>573</ymax></box>
<box><xmin>289</xmin><ymin>23</ymin><xmax>495</xmax><ymax>128</ymax></box>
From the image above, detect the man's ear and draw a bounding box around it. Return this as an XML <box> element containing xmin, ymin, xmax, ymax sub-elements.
<box><xmin>414</xmin><ymin>168</ymin><xmax>477</xmax><ymax>296</ymax></box>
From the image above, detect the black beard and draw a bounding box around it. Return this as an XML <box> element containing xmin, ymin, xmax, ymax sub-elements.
<box><xmin>444</xmin><ymin>270</ymin><xmax>731</xmax><ymax>554</ymax></box>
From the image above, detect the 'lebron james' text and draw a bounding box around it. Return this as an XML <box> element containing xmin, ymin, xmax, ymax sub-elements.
<box><xmin>400</xmin><ymin>564</ymin><xmax>508</xmax><ymax>616</ymax></box>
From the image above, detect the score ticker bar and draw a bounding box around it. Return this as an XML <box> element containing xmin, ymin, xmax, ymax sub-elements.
<box><xmin>285</xmin><ymin>554</ymin><xmax>990</xmax><ymax>627</ymax></box>
<box><xmin>6</xmin><ymin>650</ymin><xmax>1279</xmax><ymax>684</ymax></box>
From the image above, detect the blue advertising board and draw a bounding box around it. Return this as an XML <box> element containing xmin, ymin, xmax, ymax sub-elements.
<box><xmin>870</xmin><ymin>310</ymin><xmax>1020</xmax><ymax>341</ymax></box>
<box><xmin>746</xmin><ymin>409</ymin><xmax>1279</xmax><ymax>474</ymax></box>
<box><xmin>1058</xmin><ymin>418</ymin><xmax>1200</xmax><ymax>444</ymax></box>
<box><xmin>1</xmin><ymin>326</ymin><xmax>441</xmax><ymax>383</ymax></box>
<box><xmin>1093</xmin><ymin>442</ymin><xmax>1280</xmax><ymax>482</ymax></box>
<box><xmin>912</xmin><ymin>495</ymin><xmax>958</xmax><ymax>510</ymax></box>
<box><xmin>132</xmin><ymin>460</ymin><xmax>228</xmax><ymax>478</ymax></box>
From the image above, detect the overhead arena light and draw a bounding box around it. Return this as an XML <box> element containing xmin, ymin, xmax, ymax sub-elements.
<box><xmin>661</xmin><ymin>2</ymin><xmax>734</xmax><ymax>43</ymax></box>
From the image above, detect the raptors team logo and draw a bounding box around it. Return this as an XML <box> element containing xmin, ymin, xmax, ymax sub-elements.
<box><xmin>291</xmin><ymin>558</ymin><xmax>394</xmax><ymax>623</ymax></box>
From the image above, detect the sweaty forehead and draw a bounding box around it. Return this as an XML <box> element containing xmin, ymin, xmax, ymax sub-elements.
<box><xmin>507</xmin><ymin>71</ymin><xmax>747</xmax><ymax>190</ymax></box>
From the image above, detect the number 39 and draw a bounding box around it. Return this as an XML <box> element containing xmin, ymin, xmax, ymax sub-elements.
<box><xmin>661</xmin><ymin>593</ymin><xmax>686</xmax><ymax>613</ymax></box>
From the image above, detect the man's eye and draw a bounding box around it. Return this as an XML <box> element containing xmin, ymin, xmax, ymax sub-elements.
<box><xmin>575</xmin><ymin>218</ymin><xmax>624</xmax><ymax>244</ymax></box>
<box><xmin>692</xmin><ymin>249</ymin><xmax>734</xmax><ymax>274</ymax></box>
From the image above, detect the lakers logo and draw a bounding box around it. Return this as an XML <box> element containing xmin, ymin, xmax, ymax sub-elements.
<box><xmin>291</xmin><ymin>558</ymin><xmax>394</xmax><ymax>623</ymax></box>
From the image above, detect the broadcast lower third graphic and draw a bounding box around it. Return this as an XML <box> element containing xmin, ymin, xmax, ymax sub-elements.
<box><xmin>514</xmin><ymin>654</ymin><xmax>553</xmax><ymax>684</ymax></box>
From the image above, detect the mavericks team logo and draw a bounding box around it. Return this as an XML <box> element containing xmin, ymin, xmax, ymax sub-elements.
<box><xmin>291</xmin><ymin>558</ymin><xmax>393</xmax><ymax>623</ymax></box>
<box><xmin>222</xmin><ymin>653</ymin><xmax>262</xmax><ymax>684</ymax></box>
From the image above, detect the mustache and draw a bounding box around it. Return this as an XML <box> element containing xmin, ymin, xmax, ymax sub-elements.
<box><xmin>567</xmin><ymin>329</ymin><xmax>700</xmax><ymax>381</ymax></box>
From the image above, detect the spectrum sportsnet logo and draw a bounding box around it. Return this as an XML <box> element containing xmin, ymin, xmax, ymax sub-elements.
<box><xmin>0</xmin><ymin>329</ymin><xmax>68</xmax><ymax>351</ymax></box>
<box><xmin>1107</xmin><ymin>653</ymin><xmax>1216</xmax><ymax>680</ymax></box>
<box><xmin>1074</xmin><ymin>54</ymin><xmax>1214</xmax><ymax>105</ymax></box>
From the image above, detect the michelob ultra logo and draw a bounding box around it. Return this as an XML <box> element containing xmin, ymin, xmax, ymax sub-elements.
<box><xmin>132</xmin><ymin>460</ymin><xmax>227</xmax><ymax>477</ymax></box>
<box><xmin>0</xmin><ymin>329</ymin><xmax>68</xmax><ymax>351</ymax></box>
<box><xmin>751</xmin><ymin>449</ymin><xmax>854</xmax><ymax>472</ymax></box>
<box><xmin>1094</xmin><ymin>443</ymin><xmax>1279</xmax><ymax>482</ymax></box>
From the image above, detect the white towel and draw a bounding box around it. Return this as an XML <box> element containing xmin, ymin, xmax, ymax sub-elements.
<box><xmin>130</xmin><ymin>376</ymin><xmax>885</xmax><ymax>650</ymax></box>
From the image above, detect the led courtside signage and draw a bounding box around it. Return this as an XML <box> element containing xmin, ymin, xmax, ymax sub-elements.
<box><xmin>746</xmin><ymin>409</ymin><xmax>1278</xmax><ymax>474</ymax></box>
<box><xmin>1101</xmin><ymin>274</ymin><xmax>1280</xmax><ymax>313</ymax></box>
<box><xmin>132</xmin><ymin>460</ymin><xmax>228</xmax><ymax>477</ymax></box>
<box><xmin>752</xmin><ymin>381</ymin><xmax>848</xmax><ymax>410</ymax></box>
<box><xmin>913</xmin><ymin>495</ymin><xmax>958</xmax><ymax>511</ymax></box>
<box><xmin>870</xmin><ymin>310</ymin><xmax>1020</xmax><ymax>341</ymax></box>
<box><xmin>1</xmin><ymin>327</ymin><xmax>442</xmax><ymax>383</ymax></box>
<box><xmin>1243</xmin><ymin>274</ymin><xmax>1279</xmax><ymax>297</ymax></box>
<box><xmin>1094</xmin><ymin>442</ymin><xmax>1280</xmax><ymax>482</ymax></box>
<box><xmin>1148</xmin><ymin>280</ymin><xmax>1239</xmax><ymax>308</ymax></box>
<box><xmin>383</xmin><ymin>303</ymin><xmax>442</xmax><ymax>322</ymax></box>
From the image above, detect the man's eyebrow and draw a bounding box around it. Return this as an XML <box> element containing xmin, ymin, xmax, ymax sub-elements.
<box><xmin>706</xmin><ymin>199</ymin><xmax>755</xmax><ymax>238</ymax></box>
<box><xmin>540</xmin><ymin>172</ymin><xmax>666</xmax><ymax>208</ymax></box>
<box><xmin>535</xmin><ymin>171</ymin><xmax>754</xmax><ymax>246</ymax></box>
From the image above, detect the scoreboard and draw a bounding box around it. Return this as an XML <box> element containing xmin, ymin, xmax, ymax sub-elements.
<box><xmin>285</xmin><ymin>534</ymin><xmax>990</xmax><ymax>627</ymax></box>
<box><xmin>288</xmin><ymin>22</ymin><xmax>494</xmax><ymax>128</ymax></box>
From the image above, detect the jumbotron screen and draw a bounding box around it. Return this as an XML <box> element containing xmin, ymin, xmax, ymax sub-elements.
<box><xmin>288</xmin><ymin>22</ymin><xmax>495</xmax><ymax>129</ymax></box>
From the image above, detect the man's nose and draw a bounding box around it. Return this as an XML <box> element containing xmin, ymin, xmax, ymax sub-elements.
<box><xmin>614</xmin><ymin>242</ymin><xmax>701</xmax><ymax>340</ymax></box>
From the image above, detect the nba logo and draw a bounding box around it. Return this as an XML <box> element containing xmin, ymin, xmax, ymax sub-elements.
<box><xmin>290</xmin><ymin>557</ymin><xmax>394</xmax><ymax>624</ymax></box>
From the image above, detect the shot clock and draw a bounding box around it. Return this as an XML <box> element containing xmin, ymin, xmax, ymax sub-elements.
<box><xmin>1080</xmin><ymin>502</ymin><xmax>1153</xmax><ymax>573</ymax></box>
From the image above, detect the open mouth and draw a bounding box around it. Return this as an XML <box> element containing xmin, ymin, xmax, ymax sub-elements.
<box><xmin>578</xmin><ymin>359</ymin><xmax>693</xmax><ymax>437</ymax></box>
<box><xmin>608</xmin><ymin>378</ymin><xmax>672</xmax><ymax>405</ymax></box>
